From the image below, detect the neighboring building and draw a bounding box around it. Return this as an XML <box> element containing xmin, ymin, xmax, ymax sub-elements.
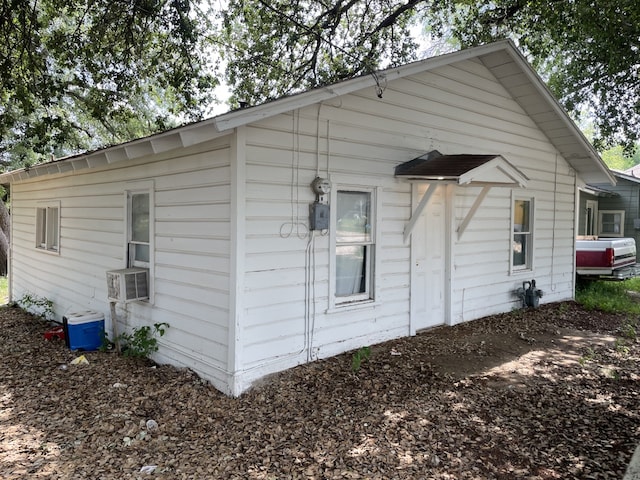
<box><xmin>577</xmin><ymin>185</ymin><xmax>618</xmax><ymax>238</ymax></box>
<box><xmin>0</xmin><ymin>40</ymin><xmax>614</xmax><ymax>396</ymax></box>
<box><xmin>580</xmin><ymin>169</ymin><xmax>640</xmax><ymax>246</ymax></box>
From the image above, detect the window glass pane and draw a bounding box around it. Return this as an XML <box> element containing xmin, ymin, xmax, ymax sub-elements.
<box><xmin>336</xmin><ymin>245</ymin><xmax>366</xmax><ymax>296</ymax></box>
<box><xmin>513</xmin><ymin>200</ymin><xmax>530</xmax><ymax>233</ymax></box>
<box><xmin>513</xmin><ymin>233</ymin><xmax>528</xmax><ymax>267</ymax></box>
<box><xmin>601</xmin><ymin>213</ymin><xmax>621</xmax><ymax>234</ymax></box>
<box><xmin>47</xmin><ymin>207</ymin><xmax>59</xmax><ymax>249</ymax></box>
<box><xmin>131</xmin><ymin>193</ymin><xmax>149</xmax><ymax>242</ymax></box>
<box><xmin>36</xmin><ymin>208</ymin><xmax>46</xmax><ymax>246</ymax></box>
<box><xmin>336</xmin><ymin>191</ymin><xmax>371</xmax><ymax>243</ymax></box>
<box><xmin>36</xmin><ymin>206</ymin><xmax>59</xmax><ymax>251</ymax></box>
<box><xmin>134</xmin><ymin>244</ymin><xmax>150</xmax><ymax>263</ymax></box>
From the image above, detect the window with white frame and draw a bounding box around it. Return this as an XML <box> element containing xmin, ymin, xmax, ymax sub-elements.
<box><xmin>127</xmin><ymin>187</ymin><xmax>152</xmax><ymax>268</ymax></box>
<box><xmin>35</xmin><ymin>203</ymin><xmax>60</xmax><ymax>253</ymax></box>
<box><xmin>598</xmin><ymin>210</ymin><xmax>624</xmax><ymax>237</ymax></box>
<box><xmin>512</xmin><ymin>196</ymin><xmax>533</xmax><ymax>271</ymax></box>
<box><xmin>334</xmin><ymin>189</ymin><xmax>375</xmax><ymax>304</ymax></box>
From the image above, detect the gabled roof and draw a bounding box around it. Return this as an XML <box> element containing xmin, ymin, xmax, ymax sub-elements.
<box><xmin>394</xmin><ymin>150</ymin><xmax>528</xmax><ymax>187</ymax></box>
<box><xmin>613</xmin><ymin>170</ymin><xmax>640</xmax><ymax>185</ymax></box>
<box><xmin>623</xmin><ymin>164</ymin><xmax>640</xmax><ymax>179</ymax></box>
<box><xmin>0</xmin><ymin>39</ymin><xmax>614</xmax><ymax>185</ymax></box>
<box><xmin>585</xmin><ymin>170</ymin><xmax>640</xmax><ymax>193</ymax></box>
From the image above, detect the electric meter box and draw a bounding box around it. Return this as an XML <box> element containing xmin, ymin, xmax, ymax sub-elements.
<box><xmin>310</xmin><ymin>202</ymin><xmax>330</xmax><ymax>230</ymax></box>
<box><xmin>63</xmin><ymin>310</ymin><xmax>105</xmax><ymax>351</ymax></box>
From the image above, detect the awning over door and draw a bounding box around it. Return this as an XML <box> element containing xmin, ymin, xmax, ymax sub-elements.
<box><xmin>395</xmin><ymin>150</ymin><xmax>529</xmax><ymax>242</ymax></box>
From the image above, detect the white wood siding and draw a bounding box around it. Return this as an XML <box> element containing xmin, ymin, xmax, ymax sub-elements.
<box><xmin>240</xmin><ymin>106</ymin><xmax>413</xmax><ymax>376</ymax></box>
<box><xmin>236</xmin><ymin>58</ymin><xmax>578</xmax><ymax>386</ymax></box>
<box><xmin>9</xmin><ymin>138</ymin><xmax>235</xmax><ymax>393</ymax></box>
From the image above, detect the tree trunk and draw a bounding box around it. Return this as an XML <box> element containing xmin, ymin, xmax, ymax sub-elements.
<box><xmin>0</xmin><ymin>200</ymin><xmax>10</xmax><ymax>277</ymax></box>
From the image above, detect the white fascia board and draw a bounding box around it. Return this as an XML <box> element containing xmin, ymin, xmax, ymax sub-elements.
<box><xmin>457</xmin><ymin>156</ymin><xmax>529</xmax><ymax>187</ymax></box>
<box><xmin>214</xmin><ymin>41</ymin><xmax>515</xmax><ymax>132</ymax></box>
<box><xmin>499</xmin><ymin>47</ymin><xmax>615</xmax><ymax>186</ymax></box>
<box><xmin>213</xmin><ymin>84</ymin><xmax>363</xmax><ymax>132</ymax></box>
<box><xmin>612</xmin><ymin>171</ymin><xmax>640</xmax><ymax>185</ymax></box>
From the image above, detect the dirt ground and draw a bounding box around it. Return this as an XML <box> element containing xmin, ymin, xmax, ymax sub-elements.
<box><xmin>0</xmin><ymin>301</ymin><xmax>639</xmax><ymax>479</ymax></box>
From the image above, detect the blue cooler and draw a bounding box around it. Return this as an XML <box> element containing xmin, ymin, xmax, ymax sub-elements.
<box><xmin>63</xmin><ymin>310</ymin><xmax>105</xmax><ymax>351</ymax></box>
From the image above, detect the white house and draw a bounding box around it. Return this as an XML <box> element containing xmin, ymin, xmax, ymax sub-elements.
<box><xmin>0</xmin><ymin>40</ymin><xmax>614</xmax><ymax>396</ymax></box>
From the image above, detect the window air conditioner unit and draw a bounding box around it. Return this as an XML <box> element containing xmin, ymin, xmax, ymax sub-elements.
<box><xmin>106</xmin><ymin>268</ymin><xmax>149</xmax><ymax>303</ymax></box>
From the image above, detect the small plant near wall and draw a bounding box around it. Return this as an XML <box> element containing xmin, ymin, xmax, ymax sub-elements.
<box><xmin>117</xmin><ymin>322</ymin><xmax>169</xmax><ymax>358</ymax></box>
<box><xmin>98</xmin><ymin>332</ymin><xmax>115</xmax><ymax>352</ymax></box>
<box><xmin>17</xmin><ymin>292</ymin><xmax>55</xmax><ymax>321</ymax></box>
<box><xmin>351</xmin><ymin>346</ymin><xmax>371</xmax><ymax>372</ymax></box>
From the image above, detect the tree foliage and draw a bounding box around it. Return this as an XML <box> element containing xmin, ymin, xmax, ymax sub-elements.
<box><xmin>220</xmin><ymin>0</ymin><xmax>640</xmax><ymax>152</ymax></box>
<box><xmin>0</xmin><ymin>0</ymin><xmax>218</xmax><ymax>168</ymax></box>
<box><xmin>600</xmin><ymin>145</ymin><xmax>640</xmax><ymax>171</ymax></box>
<box><xmin>219</xmin><ymin>0</ymin><xmax>422</xmax><ymax>104</ymax></box>
<box><xmin>445</xmin><ymin>0</ymin><xmax>640</xmax><ymax>152</ymax></box>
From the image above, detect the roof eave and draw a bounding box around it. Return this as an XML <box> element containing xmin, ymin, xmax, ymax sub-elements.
<box><xmin>493</xmin><ymin>46</ymin><xmax>615</xmax><ymax>186</ymax></box>
<box><xmin>0</xmin><ymin>39</ymin><xmax>612</xmax><ymax>188</ymax></box>
<box><xmin>213</xmin><ymin>40</ymin><xmax>517</xmax><ymax>132</ymax></box>
<box><xmin>0</xmin><ymin>119</ymin><xmax>231</xmax><ymax>185</ymax></box>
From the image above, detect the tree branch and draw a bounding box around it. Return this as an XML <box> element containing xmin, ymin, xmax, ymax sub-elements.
<box><xmin>369</xmin><ymin>0</ymin><xmax>424</xmax><ymax>36</ymax></box>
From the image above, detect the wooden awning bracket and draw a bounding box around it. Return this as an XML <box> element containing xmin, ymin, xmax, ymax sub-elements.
<box><xmin>397</xmin><ymin>152</ymin><xmax>529</xmax><ymax>243</ymax></box>
<box><xmin>403</xmin><ymin>183</ymin><xmax>437</xmax><ymax>243</ymax></box>
<box><xmin>403</xmin><ymin>183</ymin><xmax>495</xmax><ymax>243</ymax></box>
<box><xmin>456</xmin><ymin>185</ymin><xmax>491</xmax><ymax>240</ymax></box>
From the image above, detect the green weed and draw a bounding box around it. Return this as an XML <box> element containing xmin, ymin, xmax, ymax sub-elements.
<box><xmin>117</xmin><ymin>322</ymin><xmax>169</xmax><ymax>358</ymax></box>
<box><xmin>351</xmin><ymin>346</ymin><xmax>371</xmax><ymax>372</ymax></box>
<box><xmin>602</xmin><ymin>367</ymin><xmax>621</xmax><ymax>380</ymax></box>
<box><xmin>0</xmin><ymin>276</ymin><xmax>7</xmax><ymax>304</ymax></box>
<box><xmin>17</xmin><ymin>292</ymin><xmax>54</xmax><ymax>321</ymax></box>
<box><xmin>579</xmin><ymin>347</ymin><xmax>597</xmax><ymax>366</ymax></box>
<box><xmin>621</xmin><ymin>321</ymin><xmax>638</xmax><ymax>340</ymax></box>
<box><xmin>615</xmin><ymin>339</ymin><xmax>631</xmax><ymax>356</ymax></box>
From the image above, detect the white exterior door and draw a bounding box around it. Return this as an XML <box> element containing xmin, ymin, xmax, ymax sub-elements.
<box><xmin>410</xmin><ymin>184</ymin><xmax>446</xmax><ymax>333</ymax></box>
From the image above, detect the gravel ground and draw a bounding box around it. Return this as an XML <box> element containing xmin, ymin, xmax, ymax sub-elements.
<box><xmin>0</xmin><ymin>301</ymin><xmax>639</xmax><ymax>479</ymax></box>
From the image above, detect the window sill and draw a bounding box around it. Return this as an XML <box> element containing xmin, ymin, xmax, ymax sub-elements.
<box><xmin>35</xmin><ymin>247</ymin><xmax>60</xmax><ymax>255</ymax></box>
<box><xmin>326</xmin><ymin>300</ymin><xmax>380</xmax><ymax>314</ymax></box>
<box><xmin>510</xmin><ymin>268</ymin><xmax>533</xmax><ymax>276</ymax></box>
